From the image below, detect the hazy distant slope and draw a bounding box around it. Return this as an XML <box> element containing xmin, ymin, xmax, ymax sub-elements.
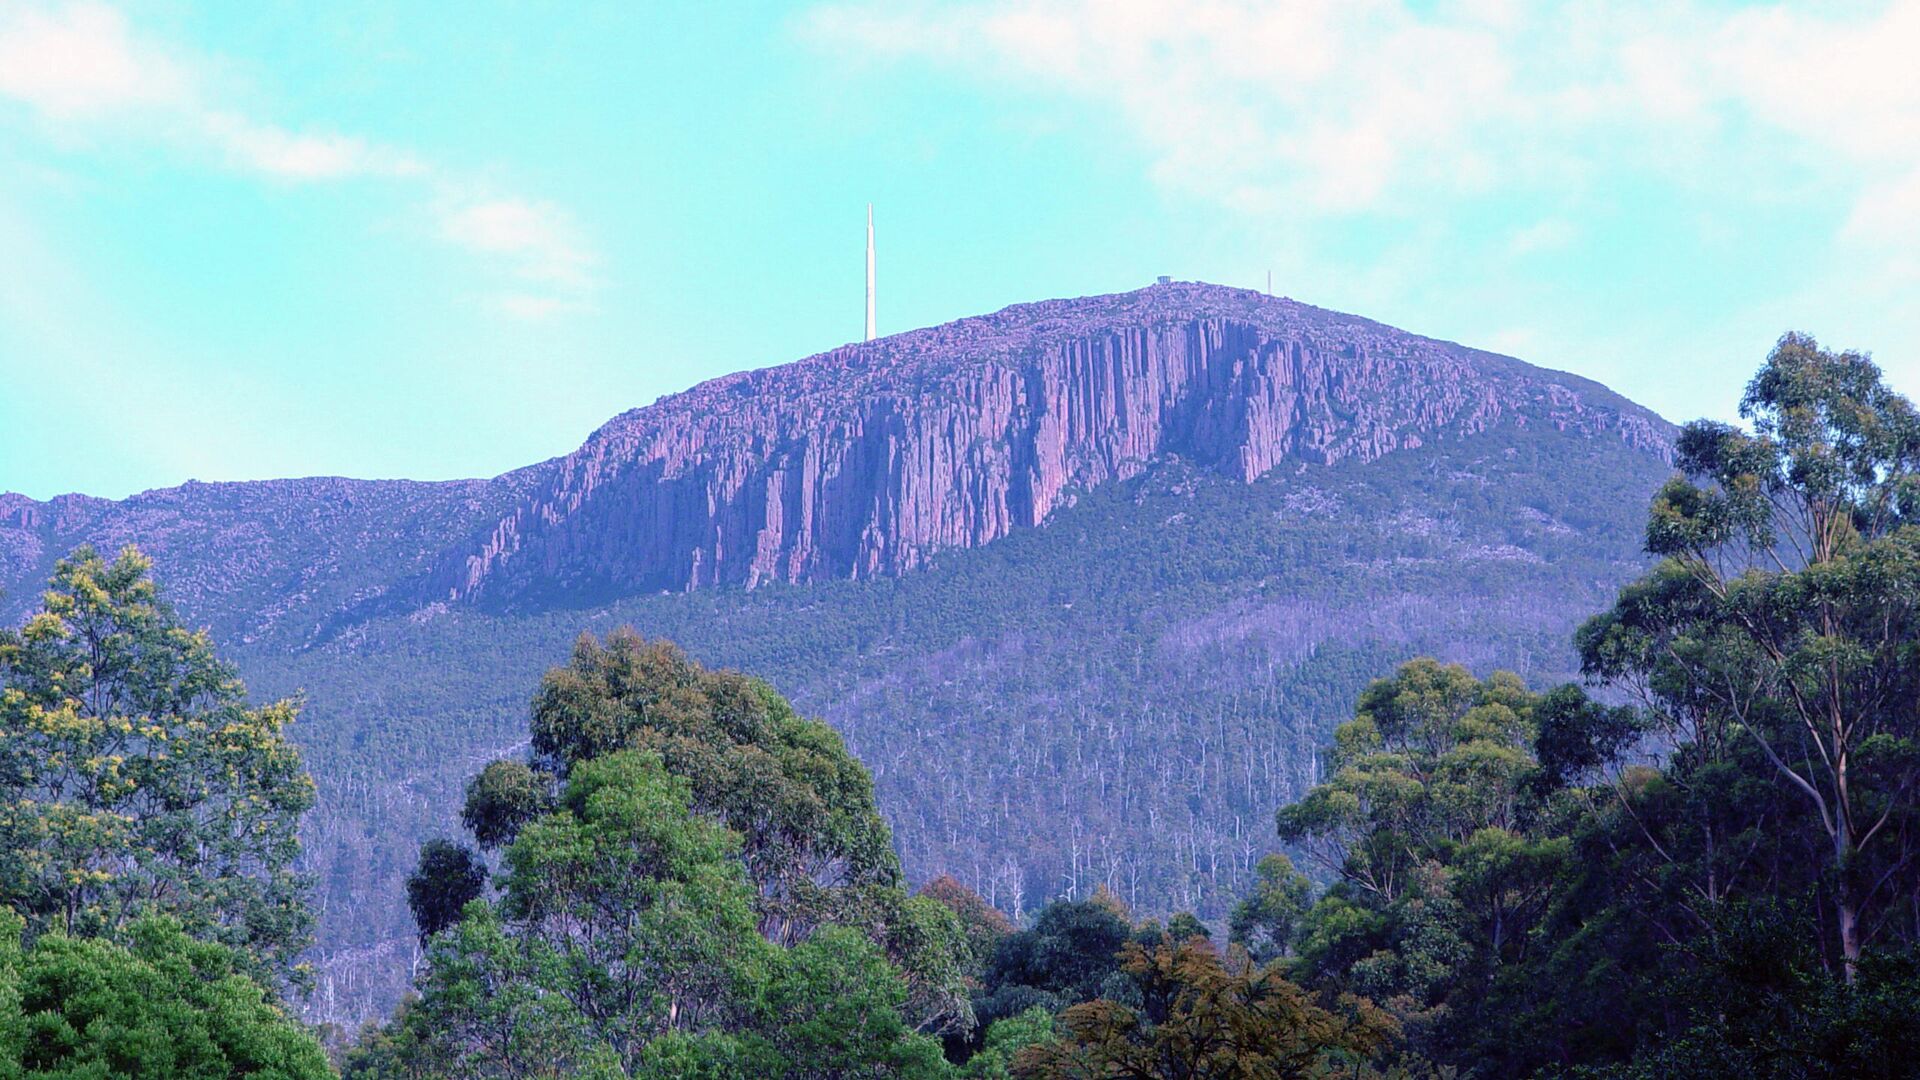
<box><xmin>0</xmin><ymin>283</ymin><xmax>1673</xmax><ymax>1025</ymax></box>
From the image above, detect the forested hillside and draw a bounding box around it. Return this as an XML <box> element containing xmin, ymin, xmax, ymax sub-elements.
<box><xmin>6</xmin><ymin>327</ymin><xmax>1913</xmax><ymax>1079</ymax></box>
<box><xmin>244</xmin><ymin>416</ymin><xmax>1665</xmax><ymax>1022</ymax></box>
<box><xmin>0</xmin><ymin>285</ymin><xmax>1674</xmax><ymax>1024</ymax></box>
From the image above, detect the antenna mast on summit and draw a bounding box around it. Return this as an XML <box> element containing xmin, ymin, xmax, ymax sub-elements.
<box><xmin>865</xmin><ymin>204</ymin><xmax>876</xmax><ymax>342</ymax></box>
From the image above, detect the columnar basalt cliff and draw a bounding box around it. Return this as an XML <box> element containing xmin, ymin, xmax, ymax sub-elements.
<box><xmin>0</xmin><ymin>280</ymin><xmax>1679</xmax><ymax>1029</ymax></box>
<box><xmin>432</xmin><ymin>282</ymin><xmax>1666</xmax><ymax>607</ymax></box>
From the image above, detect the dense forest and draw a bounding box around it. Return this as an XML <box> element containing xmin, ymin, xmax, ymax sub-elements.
<box><xmin>247</xmin><ymin>412</ymin><xmax>1668</xmax><ymax>1021</ymax></box>
<box><xmin>0</xmin><ymin>287</ymin><xmax>1676</xmax><ymax>1025</ymax></box>
<box><xmin>4</xmin><ymin>332</ymin><xmax>1918</xmax><ymax>1076</ymax></box>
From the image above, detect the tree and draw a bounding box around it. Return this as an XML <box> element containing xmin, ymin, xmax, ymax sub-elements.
<box><xmin>1579</xmin><ymin>332</ymin><xmax>1920</xmax><ymax>978</ymax></box>
<box><xmin>460</xmin><ymin>760</ymin><xmax>551</xmax><ymax>850</ymax></box>
<box><xmin>955</xmin><ymin>1008</ymin><xmax>1054</xmax><ymax>1080</ymax></box>
<box><xmin>919</xmin><ymin>875</ymin><xmax>1014</xmax><ymax>976</ymax></box>
<box><xmin>528</xmin><ymin>631</ymin><xmax>900</xmax><ymax>914</ymax></box>
<box><xmin>1228</xmin><ymin>854</ymin><xmax>1311</xmax><ymax>963</ymax></box>
<box><xmin>974</xmin><ymin>899</ymin><xmax>1134</xmax><ymax>1034</ymax></box>
<box><xmin>0</xmin><ymin>909</ymin><xmax>332</xmax><ymax>1079</ymax></box>
<box><xmin>1593</xmin><ymin>905</ymin><xmax>1920</xmax><ymax>1079</ymax></box>
<box><xmin>497</xmin><ymin>751</ymin><xmax>770</xmax><ymax>1046</ymax></box>
<box><xmin>405</xmin><ymin>840</ymin><xmax>487</xmax><ymax>946</ymax></box>
<box><xmin>338</xmin><ymin>996</ymin><xmax>435</xmax><ymax>1080</ymax></box>
<box><xmin>0</xmin><ymin>545</ymin><xmax>315</xmax><ymax>992</ymax></box>
<box><xmin>1010</xmin><ymin>938</ymin><xmax>1401</xmax><ymax>1080</ymax></box>
<box><xmin>381</xmin><ymin>749</ymin><xmax>945</xmax><ymax>1078</ymax></box>
<box><xmin>513</xmin><ymin>631</ymin><xmax>970</xmax><ymax>1033</ymax></box>
<box><xmin>398</xmin><ymin>903</ymin><xmax>610</xmax><ymax>1078</ymax></box>
<box><xmin>761</xmin><ymin>926</ymin><xmax>950</xmax><ymax>1080</ymax></box>
<box><xmin>1164</xmin><ymin>913</ymin><xmax>1211</xmax><ymax>943</ymax></box>
<box><xmin>1278</xmin><ymin>660</ymin><xmax>1541</xmax><ymax>904</ymax></box>
<box><xmin>1272</xmin><ymin>660</ymin><xmax>1576</xmax><ymax>1061</ymax></box>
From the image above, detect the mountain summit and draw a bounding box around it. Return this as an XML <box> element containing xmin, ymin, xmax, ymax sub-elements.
<box><xmin>0</xmin><ymin>283</ymin><xmax>1675</xmax><ymax>1025</ymax></box>
<box><xmin>427</xmin><ymin>282</ymin><xmax>1666</xmax><ymax>607</ymax></box>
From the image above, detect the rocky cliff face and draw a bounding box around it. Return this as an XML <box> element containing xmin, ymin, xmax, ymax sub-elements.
<box><xmin>3</xmin><ymin>281</ymin><xmax>1668</xmax><ymax>639</ymax></box>
<box><xmin>431</xmin><ymin>282</ymin><xmax>1667</xmax><ymax>607</ymax></box>
<box><xmin>0</xmin><ymin>474</ymin><xmax>546</xmax><ymax>646</ymax></box>
<box><xmin>0</xmin><ymin>280</ymin><xmax>1680</xmax><ymax>1029</ymax></box>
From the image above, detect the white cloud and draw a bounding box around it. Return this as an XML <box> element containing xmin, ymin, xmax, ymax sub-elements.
<box><xmin>806</xmin><ymin>1</ymin><xmax>1535</xmax><ymax>214</ymax></box>
<box><xmin>439</xmin><ymin>198</ymin><xmax>596</xmax><ymax>287</ymax></box>
<box><xmin>1844</xmin><ymin>167</ymin><xmax>1920</xmax><ymax>249</ymax></box>
<box><xmin>201</xmin><ymin>112</ymin><xmax>425</xmax><ymax>181</ymax></box>
<box><xmin>0</xmin><ymin>2</ymin><xmax>407</xmax><ymax>179</ymax></box>
<box><xmin>0</xmin><ymin>1</ymin><xmax>185</xmax><ymax>118</ymax></box>
<box><xmin>438</xmin><ymin>197</ymin><xmax>600</xmax><ymax>317</ymax></box>
<box><xmin>803</xmin><ymin>0</ymin><xmax>1920</xmax><ymax>250</ymax></box>
<box><xmin>1508</xmin><ymin>219</ymin><xmax>1577</xmax><ymax>257</ymax></box>
<box><xmin>0</xmin><ymin>1</ymin><xmax>595</xmax><ymax>319</ymax></box>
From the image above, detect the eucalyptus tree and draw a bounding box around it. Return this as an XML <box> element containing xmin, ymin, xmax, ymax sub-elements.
<box><xmin>1579</xmin><ymin>332</ymin><xmax>1920</xmax><ymax>977</ymax></box>
<box><xmin>473</xmin><ymin>630</ymin><xmax>972</xmax><ymax>1034</ymax></box>
<box><xmin>381</xmin><ymin>750</ymin><xmax>947</xmax><ymax>1079</ymax></box>
<box><xmin>0</xmin><ymin>910</ymin><xmax>332</xmax><ymax>1079</ymax></box>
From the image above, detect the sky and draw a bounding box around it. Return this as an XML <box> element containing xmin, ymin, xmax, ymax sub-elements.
<box><xmin>2</xmin><ymin>0</ymin><xmax>1918</xmax><ymax>500</ymax></box>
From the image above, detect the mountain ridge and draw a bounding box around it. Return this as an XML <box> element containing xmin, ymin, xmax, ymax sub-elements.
<box><xmin>418</xmin><ymin>281</ymin><xmax>1669</xmax><ymax>610</ymax></box>
<box><xmin>0</xmin><ymin>282</ymin><xmax>1679</xmax><ymax>1025</ymax></box>
<box><xmin>3</xmin><ymin>281</ymin><xmax>1668</xmax><ymax>641</ymax></box>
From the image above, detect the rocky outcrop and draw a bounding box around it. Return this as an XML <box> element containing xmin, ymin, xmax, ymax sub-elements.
<box><xmin>2</xmin><ymin>281</ymin><xmax>1670</xmax><ymax>632</ymax></box>
<box><xmin>431</xmin><ymin>282</ymin><xmax>1668</xmax><ymax>606</ymax></box>
<box><xmin>0</xmin><ymin>279</ymin><xmax>1681</xmax><ymax>1030</ymax></box>
<box><xmin>0</xmin><ymin>475</ymin><xmax>547</xmax><ymax>646</ymax></box>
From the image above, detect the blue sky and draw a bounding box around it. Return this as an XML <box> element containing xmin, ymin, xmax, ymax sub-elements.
<box><xmin>2</xmin><ymin>0</ymin><xmax>1917</xmax><ymax>500</ymax></box>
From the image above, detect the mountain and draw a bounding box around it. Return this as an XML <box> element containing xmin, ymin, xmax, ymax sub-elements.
<box><xmin>0</xmin><ymin>282</ymin><xmax>1674</xmax><ymax>1026</ymax></box>
<box><xmin>418</xmin><ymin>284</ymin><xmax>1664</xmax><ymax>606</ymax></box>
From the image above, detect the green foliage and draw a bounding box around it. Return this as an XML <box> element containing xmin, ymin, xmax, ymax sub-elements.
<box><xmin>1581</xmin><ymin>906</ymin><xmax>1920</xmax><ymax>1079</ymax></box>
<box><xmin>1579</xmin><ymin>332</ymin><xmax>1920</xmax><ymax>976</ymax></box>
<box><xmin>0</xmin><ymin>909</ymin><xmax>331</xmax><ymax>1079</ymax></box>
<box><xmin>954</xmin><ymin>1009</ymin><xmax>1054</xmax><ymax>1080</ymax></box>
<box><xmin>404</xmin><ymin>840</ymin><xmax>486</xmax><ymax>946</ymax></box>
<box><xmin>1273</xmin><ymin>660</ymin><xmax>1582</xmax><ymax>1062</ymax></box>
<box><xmin>972</xmin><ymin>899</ymin><xmax>1135</xmax><ymax>1037</ymax></box>
<box><xmin>0</xmin><ymin>545</ymin><xmax>315</xmax><ymax>993</ymax></box>
<box><xmin>336</xmin><ymin>997</ymin><xmax>430</xmax><ymax>1080</ymax></box>
<box><xmin>761</xmin><ymin>926</ymin><xmax>950</xmax><ymax>1080</ymax></box>
<box><xmin>917</xmin><ymin>875</ymin><xmax>1014</xmax><ymax>976</ymax></box>
<box><xmin>460</xmin><ymin>760</ymin><xmax>551</xmax><ymax>850</ymax></box>
<box><xmin>529</xmin><ymin>631</ymin><xmax>900</xmax><ymax>905</ymax></box>
<box><xmin>364</xmin><ymin>747</ymin><xmax>947</xmax><ymax>1078</ymax></box>
<box><xmin>1164</xmin><ymin>913</ymin><xmax>1211</xmax><ymax>943</ymax></box>
<box><xmin>1528</xmin><ymin>685</ymin><xmax>1641</xmax><ymax>790</ymax></box>
<box><xmin>518</xmin><ymin>632</ymin><xmax>971</xmax><ymax>1034</ymax></box>
<box><xmin>1010</xmin><ymin>937</ymin><xmax>1404</xmax><ymax>1080</ymax></box>
<box><xmin>1228</xmin><ymin>854</ymin><xmax>1311</xmax><ymax>963</ymax></box>
<box><xmin>504</xmin><ymin>750</ymin><xmax>771</xmax><ymax>1042</ymax></box>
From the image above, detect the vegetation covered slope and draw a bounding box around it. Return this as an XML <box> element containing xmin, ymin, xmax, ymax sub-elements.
<box><xmin>242</xmin><ymin>417</ymin><xmax>1668</xmax><ymax>1024</ymax></box>
<box><xmin>0</xmin><ymin>285</ymin><xmax>1674</xmax><ymax>1025</ymax></box>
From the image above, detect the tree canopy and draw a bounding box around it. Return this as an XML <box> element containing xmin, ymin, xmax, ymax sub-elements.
<box><xmin>465</xmin><ymin>631</ymin><xmax>972</xmax><ymax>1035</ymax></box>
<box><xmin>356</xmin><ymin>748</ymin><xmax>949</xmax><ymax>1078</ymax></box>
<box><xmin>1010</xmin><ymin>937</ymin><xmax>1401</xmax><ymax>1080</ymax></box>
<box><xmin>0</xmin><ymin>545</ymin><xmax>315</xmax><ymax>993</ymax></box>
<box><xmin>0</xmin><ymin>909</ymin><xmax>331</xmax><ymax>1080</ymax></box>
<box><xmin>1579</xmin><ymin>332</ymin><xmax>1920</xmax><ymax>978</ymax></box>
